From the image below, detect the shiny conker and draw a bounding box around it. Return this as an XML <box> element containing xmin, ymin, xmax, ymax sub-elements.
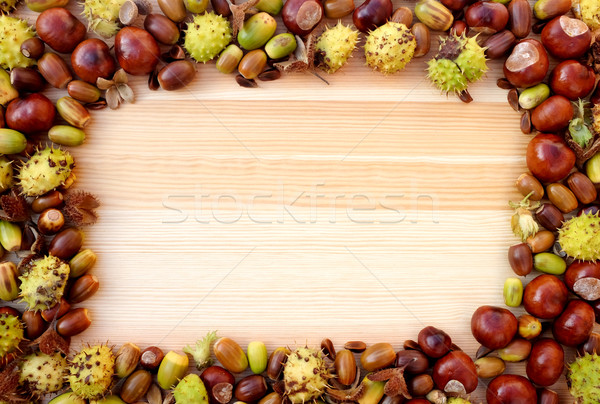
<box><xmin>115</xmin><ymin>26</ymin><xmax>160</xmax><ymax>76</ymax></box>
<box><xmin>432</xmin><ymin>351</ymin><xmax>478</xmax><ymax>394</ymax></box>
<box><xmin>549</xmin><ymin>60</ymin><xmax>595</xmax><ymax>100</ymax></box>
<box><xmin>531</xmin><ymin>95</ymin><xmax>573</xmax><ymax>132</ymax></box>
<box><xmin>282</xmin><ymin>0</ymin><xmax>323</xmax><ymax>36</ymax></box>
<box><xmin>564</xmin><ymin>261</ymin><xmax>600</xmax><ymax>301</ymax></box>
<box><xmin>417</xmin><ymin>326</ymin><xmax>452</xmax><ymax>358</ymax></box>
<box><xmin>526</xmin><ymin>133</ymin><xmax>575</xmax><ymax>183</ymax></box>
<box><xmin>71</xmin><ymin>39</ymin><xmax>117</xmax><ymax>84</ymax></box>
<box><xmin>352</xmin><ymin>0</ymin><xmax>393</xmax><ymax>32</ymax></box>
<box><xmin>36</xmin><ymin>8</ymin><xmax>86</xmax><ymax>54</ymax></box>
<box><xmin>541</xmin><ymin>15</ymin><xmax>591</xmax><ymax>59</ymax></box>
<box><xmin>471</xmin><ymin>305</ymin><xmax>517</xmax><ymax>349</ymax></box>
<box><xmin>200</xmin><ymin>366</ymin><xmax>235</xmax><ymax>404</ymax></box>
<box><xmin>6</xmin><ymin>93</ymin><xmax>55</xmax><ymax>134</ymax></box>
<box><xmin>503</xmin><ymin>39</ymin><xmax>548</xmax><ymax>88</ymax></box>
<box><xmin>465</xmin><ymin>1</ymin><xmax>509</xmax><ymax>34</ymax></box>
<box><xmin>525</xmin><ymin>338</ymin><xmax>564</xmax><ymax>386</ymax></box>
<box><xmin>486</xmin><ymin>374</ymin><xmax>537</xmax><ymax>404</ymax></box>
<box><xmin>523</xmin><ymin>274</ymin><xmax>568</xmax><ymax>319</ymax></box>
<box><xmin>553</xmin><ymin>299</ymin><xmax>595</xmax><ymax>346</ymax></box>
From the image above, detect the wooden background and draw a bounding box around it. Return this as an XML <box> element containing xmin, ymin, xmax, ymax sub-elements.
<box><xmin>15</xmin><ymin>0</ymin><xmax>591</xmax><ymax>401</ymax></box>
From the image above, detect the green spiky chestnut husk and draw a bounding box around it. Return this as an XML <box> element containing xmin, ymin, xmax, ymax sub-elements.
<box><xmin>0</xmin><ymin>0</ymin><xmax>19</xmax><ymax>13</ymax></box>
<box><xmin>19</xmin><ymin>351</ymin><xmax>68</xmax><ymax>395</ymax></box>
<box><xmin>283</xmin><ymin>347</ymin><xmax>329</xmax><ymax>404</ymax></box>
<box><xmin>82</xmin><ymin>0</ymin><xmax>126</xmax><ymax>38</ymax></box>
<box><xmin>17</xmin><ymin>147</ymin><xmax>74</xmax><ymax>197</ymax></box>
<box><xmin>558</xmin><ymin>212</ymin><xmax>600</xmax><ymax>261</ymax></box>
<box><xmin>0</xmin><ymin>15</ymin><xmax>35</xmax><ymax>70</ymax></box>
<box><xmin>316</xmin><ymin>22</ymin><xmax>359</xmax><ymax>74</ymax></box>
<box><xmin>68</xmin><ymin>345</ymin><xmax>116</xmax><ymax>400</ymax></box>
<box><xmin>184</xmin><ymin>12</ymin><xmax>232</xmax><ymax>63</ymax></box>
<box><xmin>567</xmin><ymin>353</ymin><xmax>600</xmax><ymax>403</ymax></box>
<box><xmin>173</xmin><ymin>374</ymin><xmax>209</xmax><ymax>404</ymax></box>
<box><xmin>0</xmin><ymin>313</ymin><xmax>23</xmax><ymax>358</ymax></box>
<box><xmin>364</xmin><ymin>22</ymin><xmax>416</xmax><ymax>74</ymax></box>
<box><xmin>19</xmin><ymin>255</ymin><xmax>70</xmax><ymax>311</ymax></box>
<box><xmin>427</xmin><ymin>33</ymin><xmax>487</xmax><ymax>94</ymax></box>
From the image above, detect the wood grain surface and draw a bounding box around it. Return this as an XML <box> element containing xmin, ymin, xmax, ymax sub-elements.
<box><xmin>14</xmin><ymin>1</ymin><xmax>596</xmax><ymax>402</ymax></box>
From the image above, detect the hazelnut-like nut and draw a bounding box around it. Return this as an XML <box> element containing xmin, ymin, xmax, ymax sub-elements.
<box><xmin>141</xmin><ymin>346</ymin><xmax>165</xmax><ymax>371</ymax></box>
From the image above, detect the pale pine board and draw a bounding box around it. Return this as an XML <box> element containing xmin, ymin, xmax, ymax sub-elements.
<box><xmin>13</xmin><ymin>1</ymin><xmax>591</xmax><ymax>402</ymax></box>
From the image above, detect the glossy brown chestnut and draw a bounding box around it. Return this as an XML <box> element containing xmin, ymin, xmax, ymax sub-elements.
<box><xmin>211</xmin><ymin>0</ymin><xmax>232</xmax><ymax>16</ymax></box>
<box><xmin>36</xmin><ymin>8</ymin><xmax>86</xmax><ymax>53</ymax></box>
<box><xmin>526</xmin><ymin>133</ymin><xmax>575</xmax><ymax>183</ymax></box>
<box><xmin>10</xmin><ymin>67</ymin><xmax>45</xmax><ymax>93</ymax></box>
<box><xmin>395</xmin><ymin>350</ymin><xmax>429</xmax><ymax>374</ymax></box>
<box><xmin>158</xmin><ymin>60</ymin><xmax>196</xmax><ymax>91</ymax></box>
<box><xmin>503</xmin><ymin>39</ymin><xmax>548</xmax><ymax>88</ymax></box>
<box><xmin>450</xmin><ymin>20</ymin><xmax>469</xmax><ymax>36</ymax></box>
<box><xmin>578</xmin><ymin>332</ymin><xmax>600</xmax><ymax>355</ymax></box>
<box><xmin>432</xmin><ymin>351</ymin><xmax>478</xmax><ymax>394</ymax></box>
<box><xmin>234</xmin><ymin>374</ymin><xmax>268</xmax><ymax>402</ymax></box>
<box><xmin>417</xmin><ymin>326</ymin><xmax>452</xmax><ymax>358</ymax></box>
<box><xmin>523</xmin><ymin>274</ymin><xmax>568</xmax><ymax>319</ymax></box>
<box><xmin>531</xmin><ymin>95</ymin><xmax>573</xmax><ymax>133</ymax></box>
<box><xmin>352</xmin><ymin>0</ymin><xmax>393</xmax><ymax>32</ymax></box>
<box><xmin>471</xmin><ymin>305</ymin><xmax>517</xmax><ymax>349</ymax></box>
<box><xmin>508</xmin><ymin>0</ymin><xmax>532</xmax><ymax>38</ymax></box>
<box><xmin>408</xmin><ymin>374</ymin><xmax>434</xmax><ymax>397</ymax></box>
<box><xmin>541</xmin><ymin>16</ymin><xmax>591</xmax><ymax>59</ymax></box>
<box><xmin>140</xmin><ymin>346</ymin><xmax>165</xmax><ymax>370</ymax></box>
<box><xmin>6</xmin><ymin>93</ymin><xmax>55</xmax><ymax>134</ymax></box>
<box><xmin>486</xmin><ymin>374</ymin><xmax>537</xmax><ymax>404</ymax></box>
<box><xmin>69</xmin><ymin>274</ymin><xmax>100</xmax><ymax>303</ymax></box>
<box><xmin>535</xmin><ymin>203</ymin><xmax>564</xmax><ymax>231</ymax></box>
<box><xmin>565</xmin><ymin>261</ymin><xmax>600</xmax><ymax>301</ymax></box>
<box><xmin>71</xmin><ymin>39</ymin><xmax>117</xmax><ymax>84</ymax></box>
<box><xmin>282</xmin><ymin>0</ymin><xmax>324</xmax><ymax>36</ymax></box>
<box><xmin>49</xmin><ymin>227</ymin><xmax>84</xmax><ymax>259</ymax></box>
<box><xmin>41</xmin><ymin>297</ymin><xmax>70</xmax><ymax>322</ymax></box>
<box><xmin>537</xmin><ymin>389</ymin><xmax>559</xmax><ymax>404</ymax></box>
<box><xmin>484</xmin><ymin>30</ymin><xmax>516</xmax><ymax>59</ymax></box>
<box><xmin>549</xmin><ymin>60</ymin><xmax>595</xmax><ymax>100</ymax></box>
<box><xmin>441</xmin><ymin>0</ymin><xmax>468</xmax><ymax>11</ymax></box>
<box><xmin>201</xmin><ymin>366</ymin><xmax>236</xmax><ymax>404</ymax></box>
<box><xmin>525</xmin><ymin>338</ymin><xmax>564</xmax><ymax>386</ymax></box>
<box><xmin>22</xmin><ymin>310</ymin><xmax>48</xmax><ymax>339</ymax></box>
<box><xmin>465</xmin><ymin>1</ymin><xmax>509</xmax><ymax>34</ymax></box>
<box><xmin>144</xmin><ymin>14</ymin><xmax>180</xmax><ymax>45</ymax></box>
<box><xmin>56</xmin><ymin>307</ymin><xmax>92</xmax><ymax>337</ymax></box>
<box><xmin>508</xmin><ymin>243</ymin><xmax>533</xmax><ymax>276</ymax></box>
<box><xmin>553</xmin><ymin>300</ymin><xmax>595</xmax><ymax>346</ymax></box>
<box><xmin>568</xmin><ymin>172</ymin><xmax>597</xmax><ymax>204</ymax></box>
<box><xmin>20</xmin><ymin>37</ymin><xmax>45</xmax><ymax>60</ymax></box>
<box><xmin>115</xmin><ymin>26</ymin><xmax>160</xmax><ymax>76</ymax></box>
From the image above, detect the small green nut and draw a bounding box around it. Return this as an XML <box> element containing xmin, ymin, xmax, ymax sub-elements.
<box><xmin>357</xmin><ymin>377</ymin><xmax>385</xmax><ymax>404</ymax></box>
<box><xmin>69</xmin><ymin>249</ymin><xmax>97</xmax><ymax>278</ymax></box>
<box><xmin>518</xmin><ymin>83</ymin><xmax>550</xmax><ymax>110</ymax></box>
<box><xmin>216</xmin><ymin>45</ymin><xmax>244</xmax><ymax>74</ymax></box>
<box><xmin>49</xmin><ymin>392</ymin><xmax>87</xmax><ymax>404</ymax></box>
<box><xmin>0</xmin><ymin>129</ymin><xmax>27</xmax><ymax>155</ymax></box>
<box><xmin>265</xmin><ymin>33</ymin><xmax>297</xmax><ymax>59</ymax></box>
<box><xmin>0</xmin><ymin>69</ymin><xmax>18</xmax><ymax>106</ymax></box>
<box><xmin>0</xmin><ymin>220</ymin><xmax>21</xmax><ymax>252</ymax></box>
<box><xmin>256</xmin><ymin>0</ymin><xmax>283</xmax><ymax>15</ymax></box>
<box><xmin>48</xmin><ymin>125</ymin><xmax>86</xmax><ymax>147</ymax></box>
<box><xmin>90</xmin><ymin>395</ymin><xmax>127</xmax><ymax>404</ymax></box>
<box><xmin>586</xmin><ymin>152</ymin><xmax>600</xmax><ymax>183</ymax></box>
<box><xmin>534</xmin><ymin>252</ymin><xmax>566</xmax><ymax>275</ymax></box>
<box><xmin>503</xmin><ymin>277</ymin><xmax>523</xmax><ymax>307</ymax></box>
<box><xmin>157</xmin><ymin>351</ymin><xmax>189</xmax><ymax>389</ymax></box>
<box><xmin>247</xmin><ymin>341</ymin><xmax>268</xmax><ymax>374</ymax></box>
<box><xmin>0</xmin><ymin>261</ymin><xmax>19</xmax><ymax>301</ymax></box>
<box><xmin>490</xmin><ymin>0</ymin><xmax>510</xmax><ymax>4</ymax></box>
<box><xmin>238</xmin><ymin>12</ymin><xmax>277</xmax><ymax>50</ymax></box>
<box><xmin>184</xmin><ymin>0</ymin><xmax>210</xmax><ymax>13</ymax></box>
<box><xmin>25</xmin><ymin>0</ymin><xmax>69</xmax><ymax>12</ymax></box>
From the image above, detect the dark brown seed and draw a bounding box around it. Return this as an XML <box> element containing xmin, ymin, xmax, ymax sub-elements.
<box><xmin>20</xmin><ymin>37</ymin><xmax>45</xmax><ymax>60</ymax></box>
<box><xmin>395</xmin><ymin>350</ymin><xmax>429</xmax><ymax>374</ymax></box>
<box><xmin>258</xmin><ymin>69</ymin><xmax>281</xmax><ymax>81</ymax></box>
<box><xmin>321</xmin><ymin>338</ymin><xmax>336</xmax><ymax>360</ymax></box>
<box><xmin>56</xmin><ymin>307</ymin><xmax>92</xmax><ymax>337</ymax></box>
<box><xmin>22</xmin><ymin>310</ymin><xmax>48</xmax><ymax>339</ymax></box>
<box><xmin>32</xmin><ymin>190</ymin><xmax>64</xmax><ymax>213</ymax></box>
<box><xmin>497</xmin><ymin>78</ymin><xmax>514</xmax><ymax>89</ymax></box>
<box><xmin>148</xmin><ymin>70</ymin><xmax>160</xmax><ymax>91</ymax></box>
<box><xmin>10</xmin><ymin>68</ymin><xmax>45</xmax><ymax>93</ymax></box>
<box><xmin>345</xmin><ymin>341</ymin><xmax>367</xmax><ymax>353</ymax></box>
<box><xmin>408</xmin><ymin>374</ymin><xmax>434</xmax><ymax>397</ymax></box>
<box><xmin>41</xmin><ymin>297</ymin><xmax>71</xmax><ymax>322</ymax></box>
<box><xmin>520</xmin><ymin>110</ymin><xmax>532</xmax><ymax>134</ymax></box>
<box><xmin>476</xmin><ymin>345</ymin><xmax>493</xmax><ymax>359</ymax></box>
<box><xmin>508</xmin><ymin>88</ymin><xmax>520</xmax><ymax>111</ymax></box>
<box><xmin>141</xmin><ymin>346</ymin><xmax>165</xmax><ymax>370</ymax></box>
<box><xmin>532</xmin><ymin>20</ymin><xmax>547</xmax><ymax>34</ymax></box>
<box><xmin>458</xmin><ymin>89</ymin><xmax>473</xmax><ymax>103</ymax></box>
<box><xmin>235</xmin><ymin>75</ymin><xmax>258</xmax><ymax>88</ymax></box>
<box><xmin>169</xmin><ymin>45</ymin><xmax>186</xmax><ymax>60</ymax></box>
